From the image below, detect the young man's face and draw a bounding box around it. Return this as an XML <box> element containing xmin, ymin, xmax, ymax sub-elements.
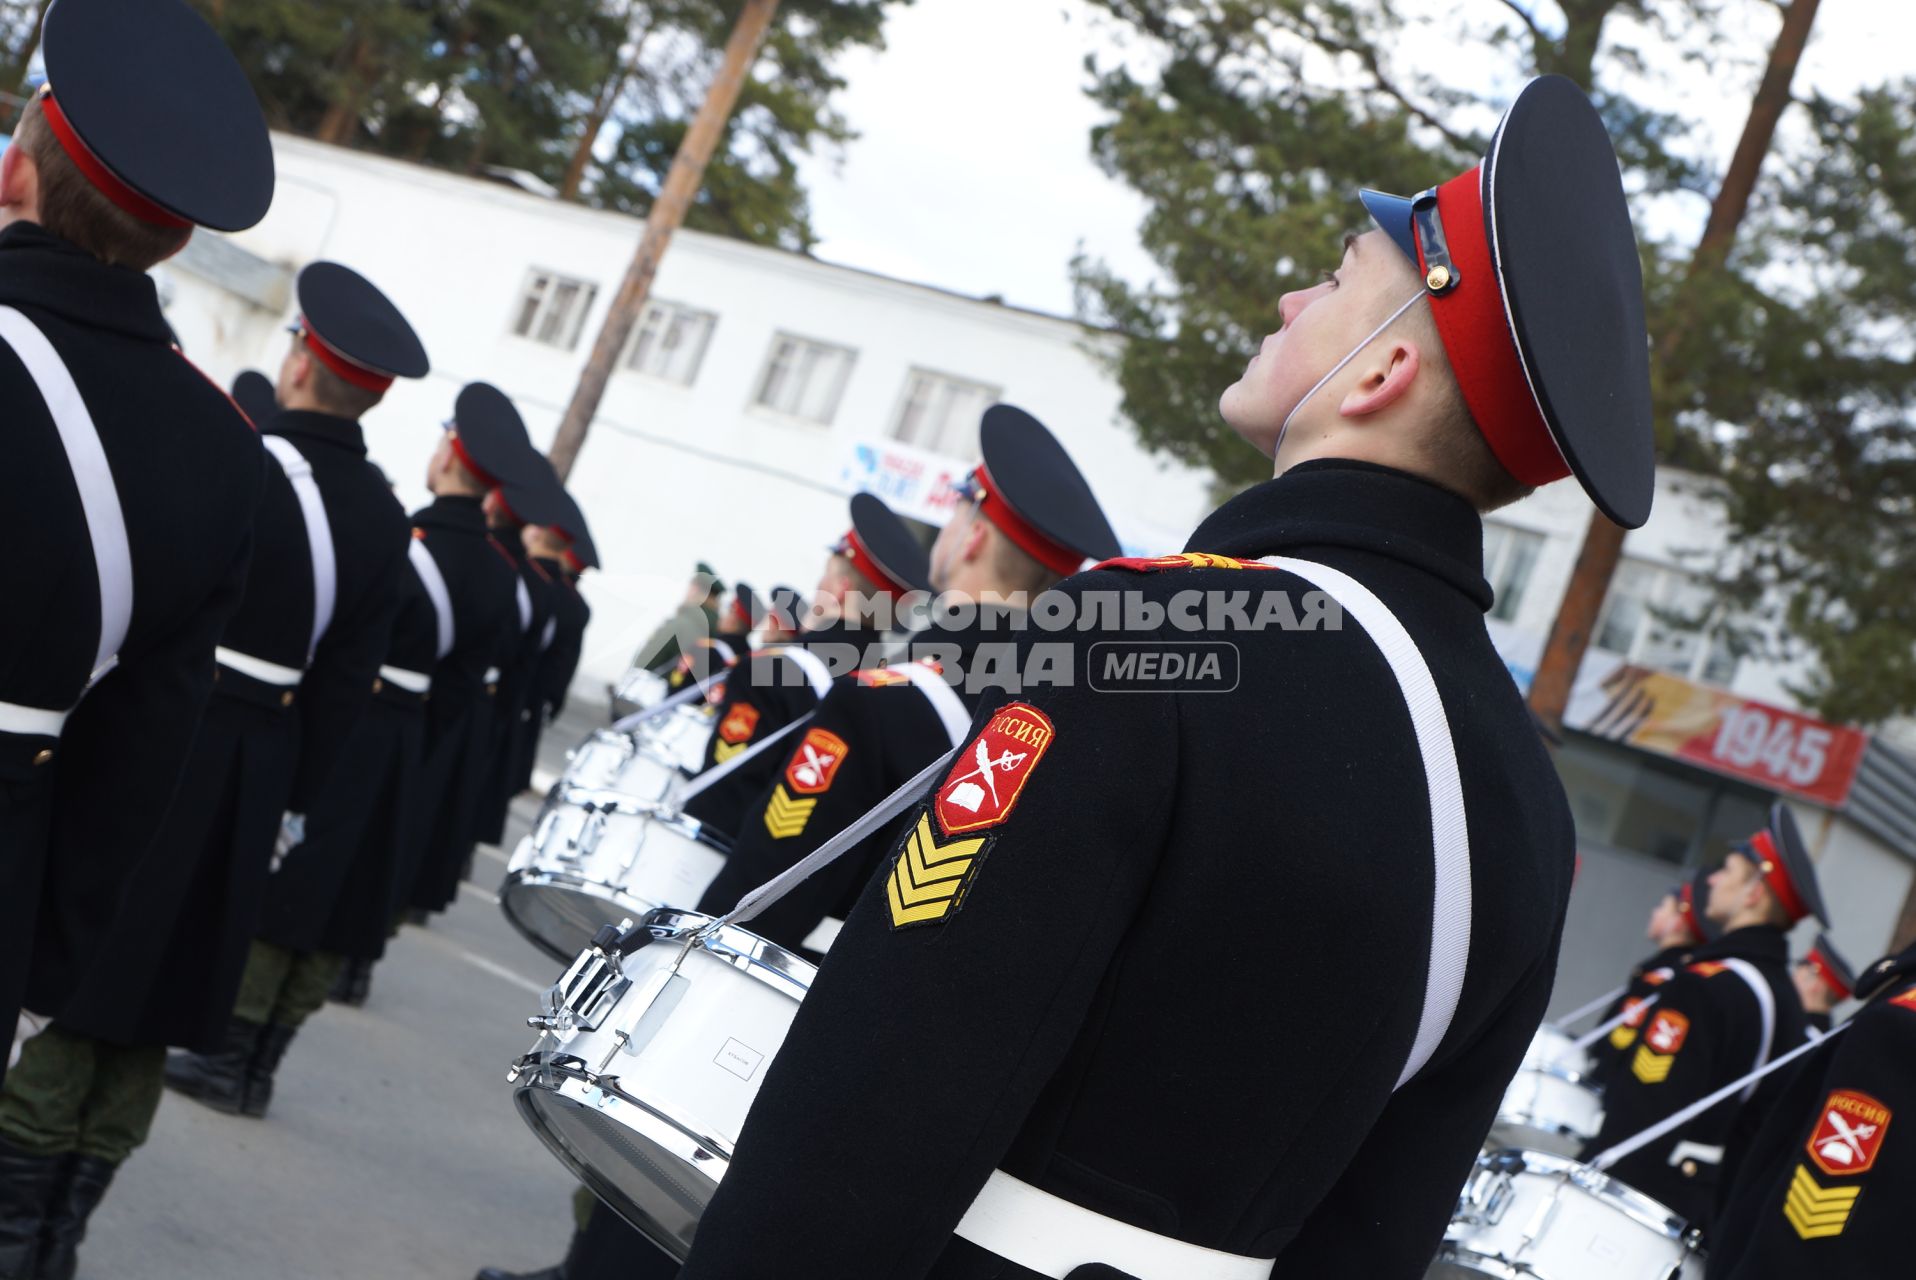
<box><xmin>1647</xmin><ymin>894</ymin><xmax>1689</xmax><ymax>946</ymax></box>
<box><xmin>1706</xmin><ymin>852</ymin><xmax>1762</xmax><ymax>925</ymax></box>
<box><xmin>1219</xmin><ymin>228</ymin><xmax>1412</xmax><ymax>458</ymax></box>
<box><xmin>1792</xmin><ymin>961</ymin><xmax>1834</xmax><ymax>1013</ymax></box>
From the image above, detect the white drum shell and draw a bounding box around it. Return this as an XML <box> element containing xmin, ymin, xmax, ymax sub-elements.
<box><xmin>512</xmin><ymin>910</ymin><xmax>815</xmax><ymax>1259</ymax></box>
<box><xmin>1431</xmin><ymin>1148</ymin><xmax>1704</xmax><ymax>1280</ymax></box>
<box><xmin>1489</xmin><ymin>1066</ymin><xmax>1605</xmax><ymax>1156</ymax></box>
<box><xmin>502</xmin><ymin>797</ymin><xmax>729</xmax><ymax>963</ymax></box>
<box><xmin>1522</xmin><ymin>1024</ymin><xmax>1591</xmax><ymax>1077</ymax></box>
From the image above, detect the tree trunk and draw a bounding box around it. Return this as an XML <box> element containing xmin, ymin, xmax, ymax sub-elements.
<box><xmin>315</xmin><ymin>34</ymin><xmax>377</xmax><ymax>146</ymax></box>
<box><xmin>546</xmin><ymin>0</ymin><xmax>780</xmax><ymax>480</ymax></box>
<box><xmin>560</xmin><ymin>26</ymin><xmax>653</xmax><ymax>202</ymax></box>
<box><xmin>1527</xmin><ymin>0</ymin><xmax>1824</xmax><ymax>732</ymax></box>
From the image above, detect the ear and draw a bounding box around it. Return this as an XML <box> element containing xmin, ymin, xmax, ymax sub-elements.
<box><xmin>1337</xmin><ymin>338</ymin><xmax>1422</xmax><ymax>420</ymax></box>
<box><xmin>962</xmin><ymin>511</ymin><xmax>991</xmax><ymax>565</ymax></box>
<box><xmin>288</xmin><ymin>349</ymin><xmax>316</xmax><ymax>391</ymax></box>
<box><xmin>0</xmin><ymin>144</ymin><xmax>36</xmax><ymax>211</ymax></box>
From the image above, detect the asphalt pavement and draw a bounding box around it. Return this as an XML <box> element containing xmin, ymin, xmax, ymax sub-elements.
<box><xmin>82</xmin><ymin>704</ymin><xmax>613</xmax><ymax>1280</ymax></box>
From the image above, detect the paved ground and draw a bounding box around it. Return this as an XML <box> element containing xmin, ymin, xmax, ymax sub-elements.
<box><xmin>82</xmin><ymin>705</ymin><xmax>611</xmax><ymax>1280</ymax></box>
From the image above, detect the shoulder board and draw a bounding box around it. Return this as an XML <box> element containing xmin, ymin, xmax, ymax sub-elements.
<box><xmin>1091</xmin><ymin>553</ymin><xmax>1278</xmax><ymax>574</ymax></box>
<box><xmin>855</xmin><ymin>659</ymin><xmax>943</xmax><ymax>688</ymax></box>
<box><xmin>1889</xmin><ymin>985</ymin><xmax>1916</xmax><ymax>1013</ymax></box>
<box><xmin>1688</xmin><ymin>961</ymin><xmax>1730</xmax><ymax>978</ymax></box>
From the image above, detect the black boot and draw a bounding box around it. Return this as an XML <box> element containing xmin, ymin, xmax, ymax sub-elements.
<box><xmin>329</xmin><ymin>958</ymin><xmax>373</xmax><ymax>1008</ymax></box>
<box><xmin>0</xmin><ymin>1140</ymin><xmax>66</xmax><ymax>1280</ymax></box>
<box><xmin>34</xmin><ymin>1155</ymin><xmax>113</xmax><ymax>1280</ymax></box>
<box><xmin>240</xmin><ymin>1024</ymin><xmax>297</xmax><ymax>1120</ymax></box>
<box><xmin>161</xmin><ymin>1018</ymin><xmax>262</xmax><ymax>1115</ymax></box>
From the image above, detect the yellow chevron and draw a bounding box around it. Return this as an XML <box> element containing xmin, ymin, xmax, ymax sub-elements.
<box><xmin>1631</xmin><ymin>1045</ymin><xmax>1674</xmax><ymax>1084</ymax></box>
<box><xmin>762</xmin><ymin>784</ymin><xmax>816</xmax><ymax>840</ymax></box>
<box><xmin>1609</xmin><ymin>1024</ymin><xmax>1638</xmax><ymax>1051</ymax></box>
<box><xmin>887</xmin><ymin>814</ymin><xmax>987</xmax><ymax>928</ymax></box>
<box><xmin>713</xmin><ymin>739</ymin><xmax>746</xmax><ymax>764</ymax></box>
<box><xmin>1784</xmin><ymin>1165</ymin><xmax>1860</xmax><ymax>1240</ymax></box>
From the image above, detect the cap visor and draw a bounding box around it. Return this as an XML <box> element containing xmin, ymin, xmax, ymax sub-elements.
<box><xmin>1359</xmin><ymin>189</ymin><xmax>1420</xmax><ymax>266</ymax></box>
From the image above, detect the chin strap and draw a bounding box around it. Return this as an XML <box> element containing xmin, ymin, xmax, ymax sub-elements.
<box><xmin>1274</xmin><ymin>289</ymin><xmax>1427</xmax><ymax>458</ymax></box>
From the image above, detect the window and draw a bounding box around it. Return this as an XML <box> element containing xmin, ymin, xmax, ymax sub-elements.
<box><xmin>1482</xmin><ymin>522</ymin><xmax>1545</xmax><ymax>624</ymax></box>
<box><xmin>1553</xmin><ymin>734</ymin><xmax>1770</xmax><ymax>867</ymax></box>
<box><xmin>1594</xmin><ymin>558</ymin><xmax>1740</xmax><ymax>686</ymax></box>
<box><xmin>753</xmin><ymin>334</ymin><xmax>855</xmax><ymax>424</ymax></box>
<box><xmin>512</xmin><ymin>269</ymin><xmax>599</xmax><ymax>350</ymax></box>
<box><xmin>624</xmin><ymin>301</ymin><xmax>716</xmax><ymax>386</ymax></box>
<box><xmin>890</xmin><ymin>369</ymin><xmax>1000</xmax><ymax>458</ymax></box>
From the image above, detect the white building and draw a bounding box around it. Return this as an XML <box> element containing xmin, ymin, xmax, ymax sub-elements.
<box><xmin>158</xmin><ymin>134</ymin><xmax>1912</xmax><ymax>1001</ymax></box>
<box><xmin>159</xmin><ymin>134</ymin><xmax>1216</xmax><ymax>697</ymax></box>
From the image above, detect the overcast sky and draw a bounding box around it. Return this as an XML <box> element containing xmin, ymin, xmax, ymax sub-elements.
<box><xmin>793</xmin><ymin>0</ymin><xmax>1916</xmax><ymax>319</ymax></box>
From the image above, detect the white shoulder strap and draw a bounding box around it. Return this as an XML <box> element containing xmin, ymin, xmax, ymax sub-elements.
<box><xmin>408</xmin><ymin>537</ymin><xmax>456</xmax><ymax>659</ymax></box>
<box><xmin>539</xmin><ymin>614</ymin><xmax>558</xmax><ymax>652</ymax></box>
<box><xmin>1266</xmin><ymin>556</ymin><xmax>1470</xmax><ymax>1091</ymax></box>
<box><xmin>894</xmin><ymin>660</ymin><xmax>970</xmax><ymax>747</ymax></box>
<box><xmin>0</xmin><ymin>306</ymin><xmax>132</xmax><ymax>682</ymax></box>
<box><xmin>261</xmin><ymin>435</ymin><xmax>336</xmax><ymax>663</ymax></box>
<box><xmin>1719</xmin><ymin>957</ymin><xmax>1779</xmax><ymax>1101</ymax></box>
<box><xmin>767</xmin><ymin>644</ymin><xmax>835</xmax><ymax>699</ymax></box>
<box><xmin>515</xmin><ymin>574</ymin><xmax>533</xmax><ymax>632</ymax></box>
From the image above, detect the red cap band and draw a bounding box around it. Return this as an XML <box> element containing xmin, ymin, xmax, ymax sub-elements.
<box><xmin>841</xmin><ymin>529</ymin><xmax>909</xmax><ymax>600</ymax></box>
<box><xmin>1806</xmin><ymin>948</ymin><xmax>1852</xmax><ymax>1001</ymax></box>
<box><xmin>37</xmin><ymin>88</ymin><xmax>192</xmax><ymax>231</ymax></box>
<box><xmin>447</xmin><ymin>431</ymin><xmax>498</xmax><ymax>488</ymax></box>
<box><xmin>300</xmin><ymin>323</ymin><xmax>395</xmax><ymax>393</ymax></box>
<box><xmin>1422</xmin><ymin>167</ymin><xmax>1570</xmax><ymax>488</ymax></box>
<box><xmin>1748</xmin><ymin>829</ymin><xmax>1809</xmax><ymax>924</ymax></box>
<box><xmin>1677</xmin><ymin>881</ymin><xmax>1699</xmax><ymax>923</ymax></box>
<box><xmin>972</xmin><ymin>465</ymin><xmax>1085</xmax><ymax>577</ymax></box>
<box><xmin>562</xmin><ymin>549</ymin><xmax>585</xmax><ymax>575</ymax></box>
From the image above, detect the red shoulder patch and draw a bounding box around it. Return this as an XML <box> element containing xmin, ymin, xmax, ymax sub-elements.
<box><xmin>1688</xmin><ymin>961</ymin><xmax>1729</xmax><ymax>979</ymax></box>
<box><xmin>1643</xmin><ymin>1008</ymin><xmax>1691</xmax><ymax>1055</ymax></box>
<box><xmin>784</xmin><ymin>728</ymin><xmax>848</xmax><ymax>795</ymax></box>
<box><xmin>1807</xmin><ymin>1090</ymin><xmax>1891</xmax><ymax>1176</ymax></box>
<box><xmin>1092</xmin><ymin>552</ymin><xmax>1279</xmax><ymax>573</ymax></box>
<box><xmin>934</xmin><ymin>703</ymin><xmax>1055</xmax><ymax>836</ymax></box>
<box><xmin>717</xmin><ymin>703</ymin><xmax>759</xmax><ymax>745</ymax></box>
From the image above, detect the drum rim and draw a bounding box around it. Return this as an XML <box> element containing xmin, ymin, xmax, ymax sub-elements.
<box><xmin>1473</xmin><ymin>1147</ymin><xmax>1702</xmax><ymax>1245</ymax></box>
<box><xmin>634</xmin><ymin>907</ymin><xmax>817</xmax><ymax>999</ymax></box>
<box><xmin>499</xmin><ymin>869</ymin><xmax>661</xmax><ymax>965</ymax></box>
<box><xmin>513</xmin><ymin>1050</ymin><xmax>739</xmax><ymax>1166</ymax></box>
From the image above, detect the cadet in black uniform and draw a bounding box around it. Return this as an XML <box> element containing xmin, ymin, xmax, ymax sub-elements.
<box><xmin>1586</xmin><ymin>868</ymin><xmax>1720</xmax><ymax>1092</ymax></box>
<box><xmin>481</xmin><ymin>412</ymin><xmax>1119</xmax><ymax>1280</ymax></box>
<box><xmin>1</xmin><ymin>259</ymin><xmax>426</xmax><ymax>1272</ymax></box>
<box><xmin>0</xmin><ymin>2</ymin><xmax>273</xmax><ymax>1270</ymax></box>
<box><xmin>679</xmin><ymin>76</ymin><xmax>1655</xmax><ymax>1279</ymax></box>
<box><xmin>510</xmin><ymin>478</ymin><xmax>598</xmax><ymax>787</ymax></box>
<box><xmin>1708</xmin><ymin>941</ymin><xmax>1916</xmax><ymax>1278</ymax></box>
<box><xmin>1581</xmin><ymin>803</ymin><xmax>1823</xmax><ymax>1229</ymax></box>
<box><xmin>230</xmin><ymin>368</ymin><xmax>277</xmax><ymax>428</ymax></box>
<box><xmin>476</xmin><ymin>478</ymin><xmax>560</xmax><ymax>848</ymax></box>
<box><xmin>680</xmin><ymin>492</ymin><xmax>932</xmax><ymax>838</ymax></box>
<box><xmin>1794</xmin><ymin>933</ymin><xmax>1855</xmax><ymax>1035</ymax></box>
<box><xmin>401</xmin><ymin>385</ymin><xmax>549</xmax><ymax>920</ymax></box>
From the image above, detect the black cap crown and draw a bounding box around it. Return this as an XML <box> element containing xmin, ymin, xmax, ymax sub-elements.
<box><xmin>295</xmin><ymin>262</ymin><xmax>429</xmax><ymax>386</ymax></box>
<box><xmin>974</xmin><ymin>405</ymin><xmax>1121</xmax><ymax>570</ymax></box>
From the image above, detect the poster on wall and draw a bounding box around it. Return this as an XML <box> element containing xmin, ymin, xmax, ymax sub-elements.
<box><xmin>838</xmin><ymin>438</ymin><xmax>969</xmax><ymax>527</ymax></box>
<box><xmin>1564</xmin><ymin>652</ymin><xmax>1868</xmax><ymax>806</ymax></box>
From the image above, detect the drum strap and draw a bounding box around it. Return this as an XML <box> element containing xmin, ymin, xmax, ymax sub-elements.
<box><xmin>408</xmin><ymin>537</ymin><xmax>456</xmax><ymax>659</ymax></box>
<box><xmin>515</xmin><ymin>576</ymin><xmax>533</xmax><ymax>632</ymax></box>
<box><xmin>1588</xmin><ymin>1019</ymin><xmax>1849</xmax><ymax>1172</ymax></box>
<box><xmin>1264</xmin><ymin>556</ymin><xmax>1469</xmax><ymax>1090</ymax></box>
<box><xmin>714</xmin><ymin>745</ymin><xmax>959</xmax><ymax>930</ymax></box>
<box><xmin>0</xmin><ymin>305</ymin><xmax>132</xmax><ymax>732</ymax></box>
<box><xmin>1556</xmin><ymin>983</ymin><xmax>1630</xmax><ymax>1029</ymax></box>
<box><xmin>262</xmin><ymin>435</ymin><xmax>336</xmax><ymax>664</ymax></box>
<box><xmin>539</xmin><ymin>613</ymin><xmax>558</xmax><ymax>652</ymax></box>
<box><xmin>763</xmin><ymin>644</ymin><xmax>835</xmax><ymax>699</ymax></box>
<box><xmin>1572</xmin><ymin>994</ymin><xmax>1659</xmax><ymax>1052</ymax></box>
<box><xmin>1720</xmin><ymin>957</ymin><xmax>1777</xmax><ymax>1102</ymax></box>
<box><xmin>675</xmin><ymin>711</ymin><xmax>816</xmax><ymax>804</ymax></box>
<box><xmin>893</xmin><ymin>659</ymin><xmax>971</xmax><ymax>747</ymax></box>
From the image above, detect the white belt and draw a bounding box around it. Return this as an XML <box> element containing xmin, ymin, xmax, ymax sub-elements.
<box><xmin>215</xmin><ymin>646</ymin><xmax>304</xmax><ymax>687</ymax></box>
<box><xmin>377</xmin><ymin>664</ymin><xmax>432</xmax><ymax>694</ymax></box>
<box><xmin>483</xmin><ymin>666</ymin><xmax>502</xmax><ymax>684</ymax></box>
<box><xmin>0</xmin><ymin>700</ymin><xmax>68</xmax><ymax>738</ymax></box>
<box><xmin>954</xmin><ymin>1171</ymin><xmax>1274</xmax><ymax>1280</ymax></box>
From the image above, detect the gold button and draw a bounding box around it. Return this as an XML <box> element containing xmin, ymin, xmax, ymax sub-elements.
<box><xmin>487</xmin><ymin>684</ymin><xmax>498</xmax><ymax>696</ymax></box>
<box><xmin>32</xmin><ymin>748</ymin><xmax>53</xmax><ymax>766</ymax></box>
<box><xmin>371</xmin><ymin>678</ymin><xmax>384</xmax><ymax>694</ymax></box>
<box><xmin>1680</xmin><ymin>1160</ymin><xmax>1697</xmax><ymax>1178</ymax></box>
<box><xmin>1426</xmin><ymin>264</ymin><xmax>1452</xmax><ymax>290</ymax></box>
<box><xmin>280</xmin><ymin>690</ymin><xmax>295</xmax><ymax>706</ymax></box>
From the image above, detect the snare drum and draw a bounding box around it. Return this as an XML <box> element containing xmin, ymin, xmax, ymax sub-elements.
<box><xmin>510</xmin><ymin>909</ymin><xmax>815</xmax><ymax>1260</ymax></box>
<box><xmin>562</xmin><ymin>731</ymin><xmax>639</xmax><ymax>794</ymax></box>
<box><xmin>1488</xmin><ymin>1060</ymin><xmax>1604</xmax><ymax>1156</ymax></box>
<box><xmin>1522</xmin><ymin>1024</ymin><xmax>1590</xmax><ymax>1076</ymax></box>
<box><xmin>611</xmin><ymin>666</ymin><xmax>670</xmax><ymax>720</ymax></box>
<box><xmin>501</xmin><ymin>791</ymin><xmax>732</xmax><ymax>963</ymax></box>
<box><xmin>1431</xmin><ymin>1148</ymin><xmax>1704</xmax><ymax>1279</ymax></box>
<box><xmin>639</xmin><ymin>703</ymin><xmax>716</xmax><ymax>775</ymax></box>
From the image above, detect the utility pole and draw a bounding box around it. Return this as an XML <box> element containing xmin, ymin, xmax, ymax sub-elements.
<box><xmin>1527</xmin><ymin>0</ymin><xmax>1823</xmax><ymax>732</ymax></box>
<box><xmin>546</xmin><ymin>0</ymin><xmax>780</xmax><ymax>479</ymax></box>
